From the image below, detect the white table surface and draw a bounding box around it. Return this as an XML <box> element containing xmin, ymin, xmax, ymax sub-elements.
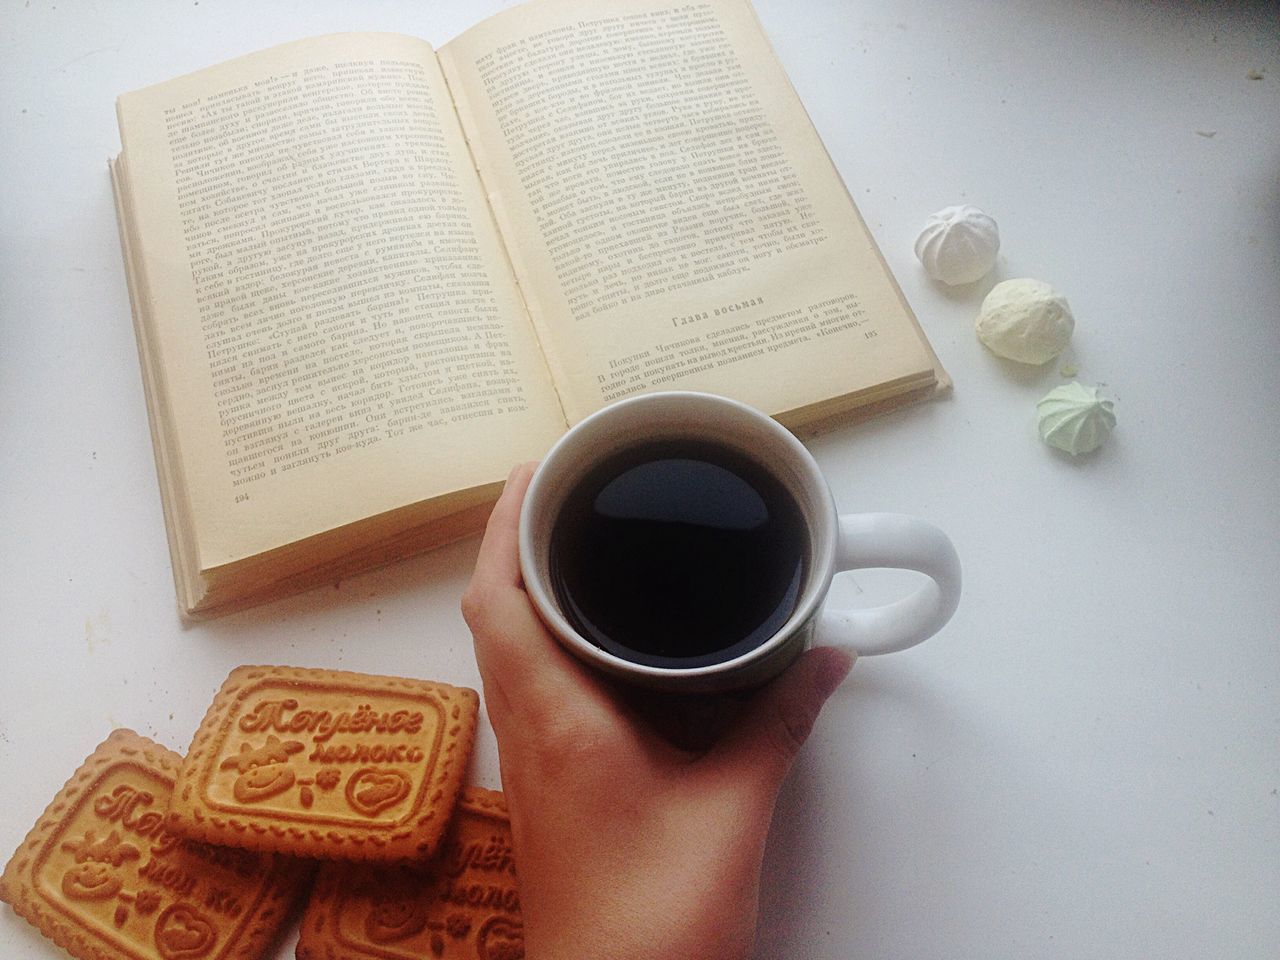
<box><xmin>3</xmin><ymin>1</ymin><xmax>1278</xmax><ymax>957</ymax></box>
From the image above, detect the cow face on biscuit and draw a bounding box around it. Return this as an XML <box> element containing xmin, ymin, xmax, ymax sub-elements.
<box><xmin>219</xmin><ymin>736</ymin><xmax>305</xmax><ymax>802</ymax></box>
<box><xmin>59</xmin><ymin>829</ymin><xmax>140</xmax><ymax>901</ymax></box>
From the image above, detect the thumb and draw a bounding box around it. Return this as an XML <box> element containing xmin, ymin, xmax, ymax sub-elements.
<box><xmin>706</xmin><ymin>647</ymin><xmax>855</xmax><ymax>797</ymax></box>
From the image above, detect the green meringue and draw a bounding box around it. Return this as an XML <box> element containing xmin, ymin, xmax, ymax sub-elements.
<box><xmin>1037</xmin><ymin>382</ymin><xmax>1116</xmax><ymax>455</ymax></box>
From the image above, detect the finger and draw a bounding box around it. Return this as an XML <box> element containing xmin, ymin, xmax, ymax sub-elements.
<box><xmin>472</xmin><ymin>461</ymin><xmax>538</xmax><ymax>588</ymax></box>
<box><xmin>467</xmin><ymin>585</ymin><xmax>625</xmax><ymax>747</ymax></box>
<box><xmin>463</xmin><ymin>460</ymin><xmax>554</xmax><ymax>677</ymax></box>
<box><xmin>462</xmin><ymin>463</ymin><xmax>621</xmax><ymax>734</ymax></box>
<box><xmin>702</xmin><ymin>647</ymin><xmax>854</xmax><ymax>799</ymax></box>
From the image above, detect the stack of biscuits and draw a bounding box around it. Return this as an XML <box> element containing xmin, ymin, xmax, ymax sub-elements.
<box><xmin>0</xmin><ymin>665</ymin><xmax>523</xmax><ymax>960</ymax></box>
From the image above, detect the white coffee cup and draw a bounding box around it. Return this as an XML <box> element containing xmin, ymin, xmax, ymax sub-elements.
<box><xmin>518</xmin><ymin>391</ymin><xmax>961</xmax><ymax>693</ymax></box>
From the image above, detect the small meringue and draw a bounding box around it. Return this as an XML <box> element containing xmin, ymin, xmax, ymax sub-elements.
<box><xmin>1037</xmin><ymin>382</ymin><xmax>1115</xmax><ymax>455</ymax></box>
<box><xmin>975</xmin><ymin>278</ymin><xmax>1074</xmax><ymax>365</ymax></box>
<box><xmin>914</xmin><ymin>205</ymin><xmax>1000</xmax><ymax>285</ymax></box>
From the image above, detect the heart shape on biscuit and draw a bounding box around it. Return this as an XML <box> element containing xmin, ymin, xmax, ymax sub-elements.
<box><xmin>345</xmin><ymin>767</ymin><xmax>412</xmax><ymax>817</ymax></box>
<box><xmin>154</xmin><ymin>903</ymin><xmax>217</xmax><ymax>960</ymax></box>
<box><xmin>477</xmin><ymin>916</ymin><xmax>525</xmax><ymax>960</ymax></box>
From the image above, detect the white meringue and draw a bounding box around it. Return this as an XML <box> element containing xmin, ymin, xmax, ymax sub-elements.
<box><xmin>914</xmin><ymin>205</ymin><xmax>1000</xmax><ymax>285</ymax></box>
<box><xmin>975</xmin><ymin>278</ymin><xmax>1074</xmax><ymax>364</ymax></box>
<box><xmin>1037</xmin><ymin>382</ymin><xmax>1116</xmax><ymax>455</ymax></box>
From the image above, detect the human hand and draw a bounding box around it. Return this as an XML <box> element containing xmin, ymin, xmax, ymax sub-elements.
<box><xmin>461</xmin><ymin>462</ymin><xmax>854</xmax><ymax>960</ymax></box>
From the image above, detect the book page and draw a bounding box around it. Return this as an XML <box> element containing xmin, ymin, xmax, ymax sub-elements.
<box><xmin>439</xmin><ymin>0</ymin><xmax>938</xmax><ymax>425</ymax></box>
<box><xmin>116</xmin><ymin>33</ymin><xmax>566</xmax><ymax>569</ymax></box>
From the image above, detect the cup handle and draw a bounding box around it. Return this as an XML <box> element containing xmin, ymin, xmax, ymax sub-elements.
<box><xmin>814</xmin><ymin>513</ymin><xmax>961</xmax><ymax>656</ymax></box>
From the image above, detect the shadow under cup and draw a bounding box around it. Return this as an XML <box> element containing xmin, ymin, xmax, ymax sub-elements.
<box><xmin>519</xmin><ymin>392</ymin><xmax>839</xmax><ymax>694</ymax></box>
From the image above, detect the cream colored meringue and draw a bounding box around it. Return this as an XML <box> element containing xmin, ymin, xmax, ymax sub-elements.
<box><xmin>1037</xmin><ymin>382</ymin><xmax>1115</xmax><ymax>455</ymax></box>
<box><xmin>914</xmin><ymin>205</ymin><xmax>1000</xmax><ymax>285</ymax></box>
<box><xmin>975</xmin><ymin>278</ymin><xmax>1074</xmax><ymax>364</ymax></box>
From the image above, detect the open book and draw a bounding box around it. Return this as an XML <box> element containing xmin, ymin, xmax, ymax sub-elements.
<box><xmin>111</xmin><ymin>0</ymin><xmax>947</xmax><ymax>619</ymax></box>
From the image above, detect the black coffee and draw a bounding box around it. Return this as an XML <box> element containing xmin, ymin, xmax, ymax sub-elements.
<box><xmin>549</xmin><ymin>440</ymin><xmax>808</xmax><ymax>668</ymax></box>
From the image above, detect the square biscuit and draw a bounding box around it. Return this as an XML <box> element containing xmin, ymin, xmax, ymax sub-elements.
<box><xmin>297</xmin><ymin>786</ymin><xmax>523</xmax><ymax>960</ymax></box>
<box><xmin>0</xmin><ymin>728</ymin><xmax>312</xmax><ymax>960</ymax></box>
<box><xmin>168</xmin><ymin>665</ymin><xmax>479</xmax><ymax>862</ymax></box>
